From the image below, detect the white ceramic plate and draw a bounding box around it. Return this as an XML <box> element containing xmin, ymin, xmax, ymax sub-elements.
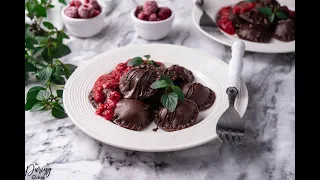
<box><xmin>63</xmin><ymin>44</ymin><xmax>249</xmax><ymax>152</ymax></box>
<box><xmin>191</xmin><ymin>1</ymin><xmax>295</xmax><ymax>53</ymax></box>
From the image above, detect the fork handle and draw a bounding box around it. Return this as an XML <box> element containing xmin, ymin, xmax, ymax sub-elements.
<box><xmin>228</xmin><ymin>40</ymin><xmax>245</xmax><ymax>91</ymax></box>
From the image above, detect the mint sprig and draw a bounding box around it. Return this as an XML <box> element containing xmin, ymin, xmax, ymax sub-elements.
<box><xmin>150</xmin><ymin>75</ymin><xmax>185</xmax><ymax>112</ymax></box>
<box><xmin>127</xmin><ymin>55</ymin><xmax>160</xmax><ymax>67</ymax></box>
<box><xmin>258</xmin><ymin>7</ymin><xmax>288</xmax><ymax>23</ymax></box>
<box><xmin>25</xmin><ymin>0</ymin><xmax>77</xmax><ymax>119</ymax></box>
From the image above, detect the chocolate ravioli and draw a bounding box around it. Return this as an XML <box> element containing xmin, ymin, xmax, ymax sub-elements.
<box><xmin>113</xmin><ymin>99</ymin><xmax>154</xmax><ymax>131</ymax></box>
<box><xmin>155</xmin><ymin>99</ymin><xmax>199</xmax><ymax>132</ymax></box>
<box><xmin>182</xmin><ymin>82</ymin><xmax>216</xmax><ymax>111</ymax></box>
<box><xmin>236</xmin><ymin>23</ymin><xmax>273</xmax><ymax>43</ymax></box>
<box><xmin>119</xmin><ymin>64</ymin><xmax>160</xmax><ymax>99</ymax></box>
<box><xmin>274</xmin><ymin>19</ymin><xmax>295</xmax><ymax>42</ymax></box>
<box><xmin>167</xmin><ymin>65</ymin><xmax>194</xmax><ymax>85</ymax></box>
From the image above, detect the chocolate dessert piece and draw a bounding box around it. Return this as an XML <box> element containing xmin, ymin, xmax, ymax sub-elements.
<box><xmin>236</xmin><ymin>23</ymin><xmax>273</xmax><ymax>43</ymax></box>
<box><xmin>119</xmin><ymin>64</ymin><xmax>160</xmax><ymax>99</ymax></box>
<box><xmin>167</xmin><ymin>65</ymin><xmax>194</xmax><ymax>85</ymax></box>
<box><xmin>182</xmin><ymin>82</ymin><xmax>216</xmax><ymax>111</ymax></box>
<box><xmin>274</xmin><ymin>19</ymin><xmax>295</xmax><ymax>42</ymax></box>
<box><xmin>142</xmin><ymin>88</ymin><xmax>165</xmax><ymax>110</ymax></box>
<box><xmin>113</xmin><ymin>99</ymin><xmax>154</xmax><ymax>131</ymax></box>
<box><xmin>155</xmin><ymin>99</ymin><xmax>199</xmax><ymax>131</ymax></box>
<box><xmin>239</xmin><ymin>11</ymin><xmax>272</xmax><ymax>29</ymax></box>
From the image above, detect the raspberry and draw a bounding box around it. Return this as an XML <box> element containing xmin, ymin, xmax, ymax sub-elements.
<box><xmin>92</xmin><ymin>9</ymin><xmax>100</xmax><ymax>17</ymax></box>
<box><xmin>110</xmin><ymin>91</ymin><xmax>121</xmax><ymax>101</ymax></box>
<box><xmin>135</xmin><ymin>6</ymin><xmax>143</xmax><ymax>16</ymax></box>
<box><xmin>94</xmin><ymin>90</ymin><xmax>105</xmax><ymax>103</ymax></box>
<box><xmin>78</xmin><ymin>4</ymin><xmax>94</xmax><ymax>18</ymax></box>
<box><xmin>143</xmin><ymin>1</ymin><xmax>158</xmax><ymax>15</ymax></box>
<box><xmin>64</xmin><ymin>6</ymin><xmax>79</xmax><ymax>18</ymax></box>
<box><xmin>138</xmin><ymin>12</ymin><xmax>149</xmax><ymax>20</ymax></box>
<box><xmin>89</xmin><ymin>0</ymin><xmax>101</xmax><ymax>11</ymax></box>
<box><xmin>157</xmin><ymin>7</ymin><xmax>172</xmax><ymax>20</ymax></box>
<box><xmin>148</xmin><ymin>13</ymin><xmax>158</xmax><ymax>21</ymax></box>
<box><xmin>106</xmin><ymin>99</ymin><xmax>116</xmax><ymax>110</ymax></box>
<box><xmin>102</xmin><ymin>110</ymin><xmax>113</xmax><ymax>120</ymax></box>
<box><xmin>70</xmin><ymin>0</ymin><xmax>82</xmax><ymax>8</ymax></box>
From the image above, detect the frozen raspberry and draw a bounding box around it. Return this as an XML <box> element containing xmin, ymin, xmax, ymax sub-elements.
<box><xmin>110</xmin><ymin>91</ymin><xmax>121</xmax><ymax>100</ymax></box>
<box><xmin>137</xmin><ymin>12</ymin><xmax>149</xmax><ymax>20</ymax></box>
<box><xmin>64</xmin><ymin>6</ymin><xmax>79</xmax><ymax>18</ymax></box>
<box><xmin>78</xmin><ymin>4</ymin><xmax>94</xmax><ymax>18</ymax></box>
<box><xmin>148</xmin><ymin>13</ymin><xmax>158</xmax><ymax>21</ymax></box>
<box><xmin>70</xmin><ymin>0</ymin><xmax>82</xmax><ymax>8</ymax></box>
<box><xmin>92</xmin><ymin>9</ymin><xmax>100</xmax><ymax>17</ymax></box>
<box><xmin>135</xmin><ymin>6</ymin><xmax>143</xmax><ymax>16</ymax></box>
<box><xmin>89</xmin><ymin>0</ymin><xmax>101</xmax><ymax>11</ymax></box>
<box><xmin>143</xmin><ymin>1</ymin><xmax>158</xmax><ymax>15</ymax></box>
<box><xmin>157</xmin><ymin>7</ymin><xmax>172</xmax><ymax>20</ymax></box>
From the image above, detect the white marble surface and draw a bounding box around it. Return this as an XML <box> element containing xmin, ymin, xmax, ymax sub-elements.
<box><xmin>25</xmin><ymin>0</ymin><xmax>295</xmax><ymax>179</ymax></box>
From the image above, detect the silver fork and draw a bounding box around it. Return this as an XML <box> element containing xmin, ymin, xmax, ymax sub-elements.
<box><xmin>216</xmin><ymin>40</ymin><xmax>246</xmax><ymax>145</ymax></box>
<box><xmin>195</xmin><ymin>0</ymin><xmax>217</xmax><ymax>28</ymax></box>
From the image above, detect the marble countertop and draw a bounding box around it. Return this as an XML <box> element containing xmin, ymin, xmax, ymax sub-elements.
<box><xmin>25</xmin><ymin>0</ymin><xmax>295</xmax><ymax>179</ymax></box>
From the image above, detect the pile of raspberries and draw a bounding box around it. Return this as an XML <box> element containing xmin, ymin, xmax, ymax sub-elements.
<box><xmin>135</xmin><ymin>1</ymin><xmax>172</xmax><ymax>21</ymax></box>
<box><xmin>65</xmin><ymin>0</ymin><xmax>101</xmax><ymax>19</ymax></box>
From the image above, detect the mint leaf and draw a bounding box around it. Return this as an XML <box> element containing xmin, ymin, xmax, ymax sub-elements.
<box><xmin>52</xmin><ymin>44</ymin><xmax>71</xmax><ymax>58</ymax></box>
<box><xmin>58</xmin><ymin>30</ymin><xmax>69</xmax><ymax>39</ymax></box>
<box><xmin>26</xmin><ymin>2</ymin><xmax>35</xmax><ymax>14</ymax></box>
<box><xmin>57</xmin><ymin>90</ymin><xmax>63</xmax><ymax>98</ymax></box>
<box><xmin>144</xmin><ymin>55</ymin><xmax>151</xmax><ymax>59</ymax></box>
<box><xmin>149</xmin><ymin>60</ymin><xmax>160</xmax><ymax>67</ymax></box>
<box><xmin>275</xmin><ymin>11</ymin><xmax>287</xmax><ymax>19</ymax></box>
<box><xmin>34</xmin><ymin>5</ymin><xmax>47</xmax><ymax>18</ymax></box>
<box><xmin>39</xmin><ymin>66</ymin><xmax>53</xmax><ymax>83</ymax></box>
<box><xmin>160</xmin><ymin>75</ymin><xmax>174</xmax><ymax>87</ymax></box>
<box><xmin>35</xmin><ymin>36</ymin><xmax>47</xmax><ymax>43</ymax></box>
<box><xmin>25</xmin><ymin>86</ymin><xmax>46</xmax><ymax>110</ymax></box>
<box><xmin>127</xmin><ymin>57</ymin><xmax>143</xmax><ymax>66</ymax></box>
<box><xmin>27</xmin><ymin>86</ymin><xmax>46</xmax><ymax>100</ymax></box>
<box><xmin>161</xmin><ymin>92</ymin><xmax>178</xmax><ymax>112</ymax></box>
<box><xmin>150</xmin><ymin>80</ymin><xmax>168</xmax><ymax>89</ymax></box>
<box><xmin>26</xmin><ymin>61</ymin><xmax>37</xmax><ymax>72</ymax></box>
<box><xmin>30</xmin><ymin>102</ymin><xmax>45</xmax><ymax>112</ymax></box>
<box><xmin>172</xmin><ymin>86</ymin><xmax>184</xmax><ymax>101</ymax></box>
<box><xmin>258</xmin><ymin>7</ymin><xmax>272</xmax><ymax>16</ymax></box>
<box><xmin>63</xmin><ymin>64</ymin><xmax>77</xmax><ymax>79</ymax></box>
<box><xmin>52</xmin><ymin>102</ymin><xmax>68</xmax><ymax>118</ymax></box>
<box><xmin>51</xmin><ymin>76</ymin><xmax>66</xmax><ymax>85</ymax></box>
<box><xmin>48</xmin><ymin>4</ymin><xmax>55</xmax><ymax>8</ymax></box>
<box><xmin>268</xmin><ymin>13</ymin><xmax>275</xmax><ymax>23</ymax></box>
<box><xmin>36</xmin><ymin>90</ymin><xmax>50</xmax><ymax>101</ymax></box>
<box><xmin>43</xmin><ymin>22</ymin><xmax>54</xmax><ymax>30</ymax></box>
<box><xmin>58</xmin><ymin>0</ymin><xmax>67</xmax><ymax>5</ymax></box>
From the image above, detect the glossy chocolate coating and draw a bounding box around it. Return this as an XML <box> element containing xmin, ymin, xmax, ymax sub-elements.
<box><xmin>182</xmin><ymin>82</ymin><xmax>216</xmax><ymax>111</ymax></box>
<box><xmin>155</xmin><ymin>99</ymin><xmax>199</xmax><ymax>132</ymax></box>
<box><xmin>236</xmin><ymin>23</ymin><xmax>273</xmax><ymax>43</ymax></box>
<box><xmin>113</xmin><ymin>99</ymin><xmax>154</xmax><ymax>131</ymax></box>
<box><xmin>167</xmin><ymin>65</ymin><xmax>194</xmax><ymax>85</ymax></box>
<box><xmin>274</xmin><ymin>19</ymin><xmax>295</xmax><ymax>42</ymax></box>
<box><xmin>119</xmin><ymin>64</ymin><xmax>160</xmax><ymax>99</ymax></box>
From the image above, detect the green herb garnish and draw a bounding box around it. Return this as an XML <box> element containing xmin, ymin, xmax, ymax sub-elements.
<box><xmin>127</xmin><ymin>55</ymin><xmax>160</xmax><ymax>67</ymax></box>
<box><xmin>150</xmin><ymin>75</ymin><xmax>184</xmax><ymax>112</ymax></box>
<box><xmin>257</xmin><ymin>6</ymin><xmax>288</xmax><ymax>23</ymax></box>
<box><xmin>25</xmin><ymin>0</ymin><xmax>76</xmax><ymax>119</ymax></box>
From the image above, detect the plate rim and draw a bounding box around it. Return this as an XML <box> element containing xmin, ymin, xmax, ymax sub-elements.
<box><xmin>63</xmin><ymin>44</ymin><xmax>249</xmax><ymax>152</ymax></box>
<box><xmin>191</xmin><ymin>6</ymin><xmax>295</xmax><ymax>54</ymax></box>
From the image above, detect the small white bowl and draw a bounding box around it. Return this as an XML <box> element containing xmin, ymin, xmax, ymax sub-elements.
<box><xmin>61</xmin><ymin>5</ymin><xmax>106</xmax><ymax>38</ymax></box>
<box><xmin>131</xmin><ymin>8</ymin><xmax>175</xmax><ymax>40</ymax></box>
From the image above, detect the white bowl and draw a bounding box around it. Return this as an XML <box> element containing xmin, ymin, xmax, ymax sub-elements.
<box><xmin>61</xmin><ymin>5</ymin><xmax>106</xmax><ymax>38</ymax></box>
<box><xmin>131</xmin><ymin>8</ymin><xmax>174</xmax><ymax>40</ymax></box>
